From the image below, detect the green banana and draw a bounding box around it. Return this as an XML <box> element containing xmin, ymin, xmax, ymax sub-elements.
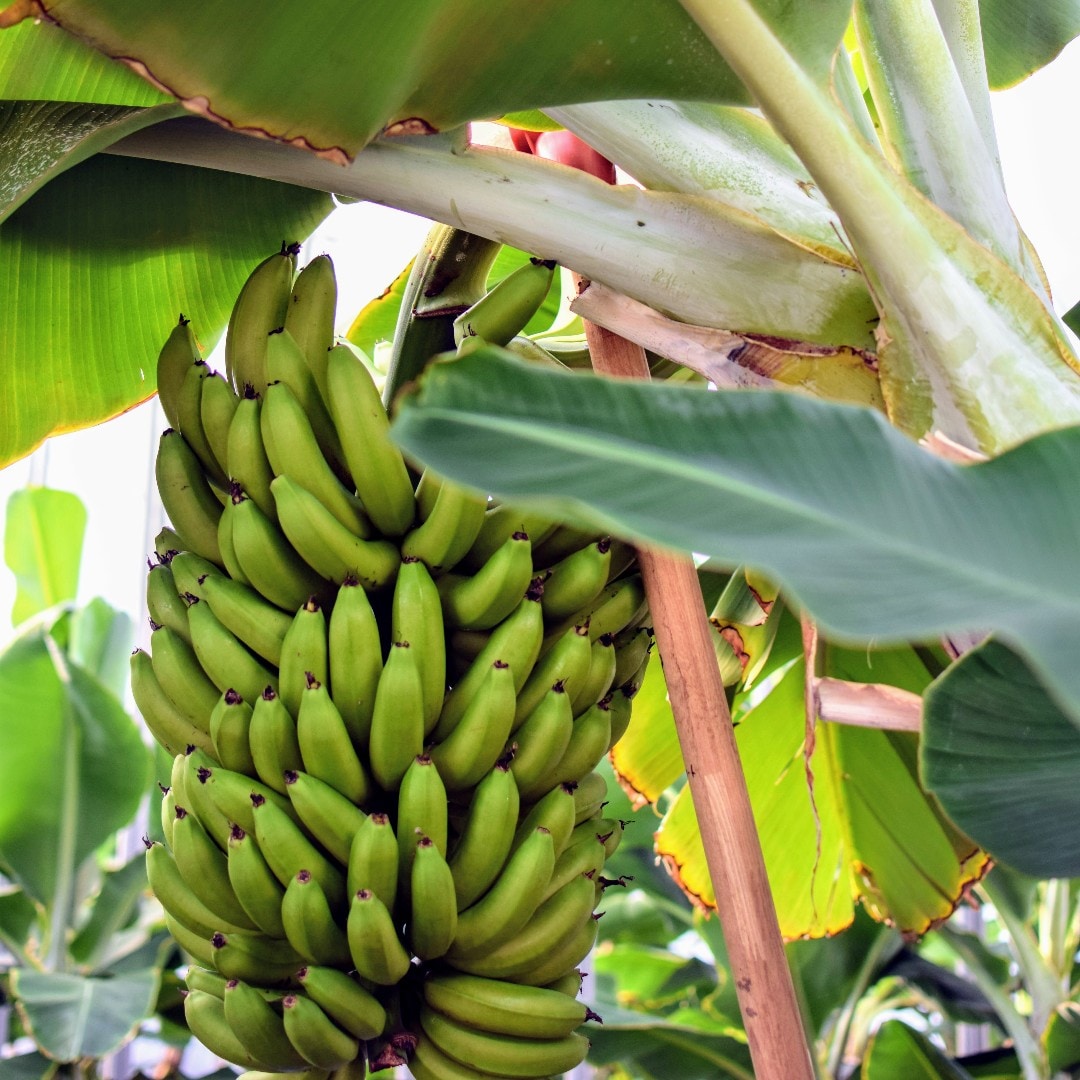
<box><xmin>284</xmin><ymin>769</ymin><xmax>366</xmax><ymax>865</ymax></box>
<box><xmin>191</xmin><ymin>757</ymin><xmax>303</xmax><ymax>839</ymax></box>
<box><xmin>461</xmin><ymin>503</ymin><xmax>559</xmax><ymax>572</ymax></box>
<box><xmin>226</xmin><ymin>390</ymin><xmax>278</xmax><ymax>521</ymax></box>
<box><xmin>325</xmin><ymin>342</ymin><xmax>416</xmax><ymax>537</ymax></box>
<box><xmin>279</xmin><ymin>598</ymin><xmax>329</xmax><ymax>717</ymax></box>
<box><xmin>229</xmin><ymin>489</ymin><xmax>332</xmax><ymax>611</ymax></box>
<box><xmin>264</xmin><ymin>328</ymin><xmax>349</xmax><ymax>480</ymax></box>
<box><xmin>225</xmin><ymin>244</ymin><xmax>297</xmax><ymax>395</ymax></box>
<box><xmin>201</xmin><ymin>572</ymin><xmax>292</xmax><ymax>668</ymax></box>
<box><xmin>418</xmin><ymin>1003</ymin><xmax>589</xmax><ymax>1079</ymax></box>
<box><xmin>251</xmin><ymin>792</ymin><xmax>346</xmax><ymax>908</ymax></box>
<box><xmin>249</xmin><ymin>686</ymin><xmax>304</xmax><ymax>795</ymax></box>
<box><xmin>169</xmin><ymin>550</ymin><xmax>218</xmax><ymax>600</ymax></box>
<box><xmin>539</xmin><ymin>538</ymin><xmax>612</xmax><ymax>623</ymax></box>
<box><xmin>223</xmin><ymin>978</ymin><xmax>310</xmax><ymax>1070</ymax></box>
<box><xmin>346</xmin><ymin>888</ymin><xmax>411</xmax><ymax>986</ymax></box>
<box><xmin>611</xmin><ymin>626</ymin><xmax>653</xmax><ymax>690</ymax></box>
<box><xmin>570</xmin><ymin>574</ymin><xmax>648</xmax><ymax>643</ymax></box>
<box><xmin>227</xmin><ymin>824</ymin><xmax>287</xmax><ymax>938</ymax></box>
<box><xmin>572</xmin><ymin>770</ymin><xmax>608</xmax><ymax>824</ymax></box>
<box><xmin>185</xmin><ymin>963</ymin><xmax>228</xmax><ymax>999</ymax></box>
<box><xmin>408</xmin><ymin>834</ymin><xmax>458</xmax><ymax>961</ymax></box>
<box><xmin>434</xmin><ymin>592</ymin><xmax>544</xmax><ymax>739</ymax></box>
<box><xmin>409</xmin><ymin>1035</ymin><xmax>492</xmax><ymax>1080</ymax></box>
<box><xmin>446</xmin><ymin>826</ymin><xmax>555</xmax><ymax>960</ymax></box>
<box><xmin>368</xmin><ymin>642</ymin><xmax>425</xmax><ymax>790</ymax></box>
<box><xmin>429</xmin><ymin>661</ymin><xmax>516</xmax><ymax>792</ymax></box>
<box><xmin>569</xmin><ymin>633</ymin><xmax>617</xmax><ymax>715</ymax></box>
<box><xmin>422</xmin><ymin>971</ymin><xmax>591</xmax><ymax>1040</ymax></box>
<box><xmin>171</xmin><ymin>805</ymin><xmax>259</xmax><ymax>930</ymax></box>
<box><xmin>513</xmin><ymin>784</ymin><xmax>577</xmax><ymax>859</ymax></box>
<box><xmin>530</xmin><ymin>523</ymin><xmax>601</xmax><ymax>569</ymax></box>
<box><xmin>543</xmin><ymin>969</ymin><xmax>584</xmax><ymax>997</ymax></box>
<box><xmin>175</xmin><ymin>749</ymin><xmax>234</xmax><ymax>848</ymax></box>
<box><xmin>396</xmin><ymin>755</ymin><xmax>449</xmax><ymax>882</ymax></box>
<box><xmin>155</xmin><ymin>429</ymin><xmax>224</xmax><ymax>564</ymax></box>
<box><xmin>447</xmin><ymin>760</ymin><xmax>519</xmax><ymax>910</ymax></box>
<box><xmin>145</xmin><ymin>838</ymin><xmax>247</xmax><ymax>939</ymax></box>
<box><xmin>281</xmin><ymin>993</ymin><xmax>360</xmax><ymax>1070</ymax></box>
<box><xmin>284</xmin><ymin>253</ymin><xmax>337</xmax><ymax>402</ymax></box>
<box><xmin>185</xmin><ymin>988</ymin><xmax>278</xmax><ymax>1070</ymax></box>
<box><xmin>452</xmin><ymin>258</ymin><xmax>556</xmax><ymax>348</ymax></box>
<box><xmin>606</xmin><ymin>683</ymin><xmax>635</xmax><ymax>750</ymax></box>
<box><xmin>449</xmin><ymin>873</ymin><xmax>596</xmax><ymax>980</ymax></box>
<box><xmin>327</xmin><ymin>578</ymin><xmax>382</xmax><ymax>744</ymax></box>
<box><xmin>186</xmin><ymin>596</ymin><xmax>278</xmax><ymax>703</ymax></box>
<box><xmin>166</xmin><ymin>912</ymin><xmax>215</xmax><ymax>966</ymax></box>
<box><xmin>154</xmin><ymin>526</ymin><xmax>184</xmax><ymax>561</ymax></box>
<box><xmin>217</xmin><ymin>493</ymin><xmax>253</xmax><ymax>586</ymax></box>
<box><xmin>261</xmin><ymin>380</ymin><xmax>367</xmax><ymax>537</ymax></box>
<box><xmin>512</xmin><ymin>622</ymin><xmax>592</xmax><ymax>730</ymax></box>
<box><xmin>546</xmin><ymin>698</ymin><xmax>613</xmax><ymax>790</ymax></box>
<box><xmin>149</xmin><ymin>624</ymin><xmax>221</xmax><ymax>733</ymax></box>
<box><xmin>346</xmin><ymin>812</ymin><xmax>399</xmax><ymax>912</ymax></box>
<box><xmin>543</xmin><ymin>832</ymin><xmax>606</xmax><ymax>903</ymax></box>
<box><xmin>438</xmin><ymin>531</ymin><xmax>534</xmax><ymax>631</ymax></box>
<box><xmin>391</xmin><ymin>556</ymin><xmax>446</xmax><ymax>734</ymax></box>
<box><xmin>498</xmin><ymin>910</ymin><xmax>599</xmax><ymax>987</ymax></box>
<box><xmin>400</xmin><ymin>471</ymin><xmax>487</xmax><ymax>574</ymax></box>
<box><xmin>199</xmin><ymin>369</ymin><xmax>239</xmax><ymax>484</ymax></box>
<box><xmin>508</xmin><ymin>682</ymin><xmax>574</xmax><ymax>801</ymax></box>
<box><xmin>156</xmin><ymin>315</ymin><xmax>201</xmax><ymax>432</ymax></box>
<box><xmin>130</xmin><ymin>648</ymin><xmax>215</xmax><ymax>757</ymax></box>
<box><xmin>271</xmin><ymin>475</ymin><xmax>400</xmax><ymax>591</ymax></box>
<box><xmin>146</xmin><ymin>562</ymin><xmax>190</xmax><ymax>642</ymax></box>
<box><xmin>160</xmin><ymin>784</ymin><xmax>177</xmax><ymax>847</ymax></box>
<box><xmin>296</xmin><ymin>965</ymin><xmax>386</xmax><ymax>1041</ymax></box>
<box><xmin>297</xmin><ymin>676</ymin><xmax>371</xmax><ymax>805</ymax></box>
<box><xmin>281</xmin><ymin>870</ymin><xmax>351</xmax><ymax>966</ymax></box>
<box><xmin>210</xmin><ymin>929</ymin><xmax>304</xmax><ymax>985</ymax></box>
<box><xmin>570</xmin><ymin>816</ymin><xmax>626</xmax><ymax>860</ymax></box>
<box><xmin>175</xmin><ymin>360</ymin><xmax>230</xmax><ymax>491</ymax></box>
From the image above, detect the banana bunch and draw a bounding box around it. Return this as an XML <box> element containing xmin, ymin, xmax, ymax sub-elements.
<box><xmin>137</xmin><ymin>247</ymin><xmax>652</xmax><ymax>1080</ymax></box>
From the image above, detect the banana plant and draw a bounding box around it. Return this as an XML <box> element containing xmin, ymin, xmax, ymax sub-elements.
<box><xmin>0</xmin><ymin>486</ymin><xmax>176</xmax><ymax>1076</ymax></box>
<box><xmin>3</xmin><ymin>2</ymin><xmax>1080</xmax><ymax>1075</ymax></box>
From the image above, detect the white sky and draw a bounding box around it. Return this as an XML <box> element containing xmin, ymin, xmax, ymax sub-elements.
<box><xmin>1</xmin><ymin>42</ymin><xmax>1079</xmax><ymax>639</ymax></box>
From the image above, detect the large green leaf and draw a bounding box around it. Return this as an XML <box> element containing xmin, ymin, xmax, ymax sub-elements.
<box><xmin>6</xmin><ymin>0</ymin><xmax>851</xmax><ymax>156</ymax></box>
<box><xmin>979</xmin><ymin>0</ymin><xmax>1080</xmax><ymax>88</ymax></box>
<box><xmin>3</xmin><ymin>487</ymin><xmax>86</xmax><ymax>626</ymax></box>
<box><xmin>12</xmin><ymin>968</ymin><xmax>159</xmax><ymax>1061</ymax></box>
<box><xmin>0</xmin><ymin>627</ymin><xmax>150</xmax><ymax>906</ymax></box>
<box><xmin>922</xmin><ymin>639</ymin><xmax>1080</xmax><ymax>878</ymax></box>
<box><xmin>390</xmin><ymin>349</ymin><xmax>1080</xmax><ymax>727</ymax></box>
<box><xmin>0</xmin><ymin>148</ymin><xmax>330</xmax><ymax>467</ymax></box>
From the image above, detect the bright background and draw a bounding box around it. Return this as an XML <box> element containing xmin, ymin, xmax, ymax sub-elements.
<box><xmin>2</xmin><ymin>43</ymin><xmax>1080</xmax><ymax>637</ymax></box>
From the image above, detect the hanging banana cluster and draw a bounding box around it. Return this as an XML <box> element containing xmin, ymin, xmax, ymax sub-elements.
<box><xmin>134</xmin><ymin>245</ymin><xmax>653</xmax><ymax>1080</ymax></box>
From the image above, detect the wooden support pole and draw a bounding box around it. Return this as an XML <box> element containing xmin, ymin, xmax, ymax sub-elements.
<box><xmin>581</xmin><ymin>312</ymin><xmax>815</xmax><ymax>1080</ymax></box>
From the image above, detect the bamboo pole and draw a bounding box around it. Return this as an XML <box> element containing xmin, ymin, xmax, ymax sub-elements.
<box><xmin>581</xmin><ymin>313</ymin><xmax>815</xmax><ymax>1080</ymax></box>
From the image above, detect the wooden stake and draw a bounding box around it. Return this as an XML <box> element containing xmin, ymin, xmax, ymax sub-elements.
<box><xmin>581</xmin><ymin>311</ymin><xmax>815</xmax><ymax>1080</ymax></box>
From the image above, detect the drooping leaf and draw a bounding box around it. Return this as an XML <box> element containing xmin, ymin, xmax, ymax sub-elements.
<box><xmin>346</xmin><ymin>258</ymin><xmax>413</xmax><ymax>367</ymax></box>
<box><xmin>0</xmin><ymin>150</ymin><xmax>331</xmax><ymax>467</ymax></box>
<box><xmin>979</xmin><ymin>0</ymin><xmax>1080</xmax><ymax>88</ymax></box>
<box><xmin>0</xmin><ymin>886</ymin><xmax>39</xmax><ymax>957</ymax></box>
<box><xmin>67</xmin><ymin>598</ymin><xmax>134</xmax><ymax>700</ymax></box>
<box><xmin>12</xmin><ymin>968</ymin><xmax>159</xmax><ymax>1061</ymax></box>
<box><xmin>4</xmin><ymin>487</ymin><xmax>86</xmax><ymax>627</ymax></box>
<box><xmin>390</xmin><ymin>350</ymin><xmax>1080</xmax><ymax>730</ymax></box>
<box><xmin>0</xmin><ymin>100</ymin><xmax>185</xmax><ymax>221</ymax></box>
<box><xmin>6</xmin><ymin>0</ymin><xmax>851</xmax><ymax>155</ymax></box>
<box><xmin>863</xmin><ymin>1019</ymin><xmax>973</xmax><ymax>1079</ymax></box>
<box><xmin>922</xmin><ymin>638</ymin><xmax>1080</xmax><ymax>878</ymax></box>
<box><xmin>1045</xmin><ymin>1002</ymin><xmax>1080</xmax><ymax>1076</ymax></box>
<box><xmin>654</xmin><ymin>654</ymin><xmax>984</xmax><ymax>939</ymax></box>
<box><xmin>0</xmin><ymin>1051</ymin><xmax>55</xmax><ymax>1080</ymax></box>
<box><xmin>0</xmin><ymin>628</ymin><xmax>150</xmax><ymax>905</ymax></box>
